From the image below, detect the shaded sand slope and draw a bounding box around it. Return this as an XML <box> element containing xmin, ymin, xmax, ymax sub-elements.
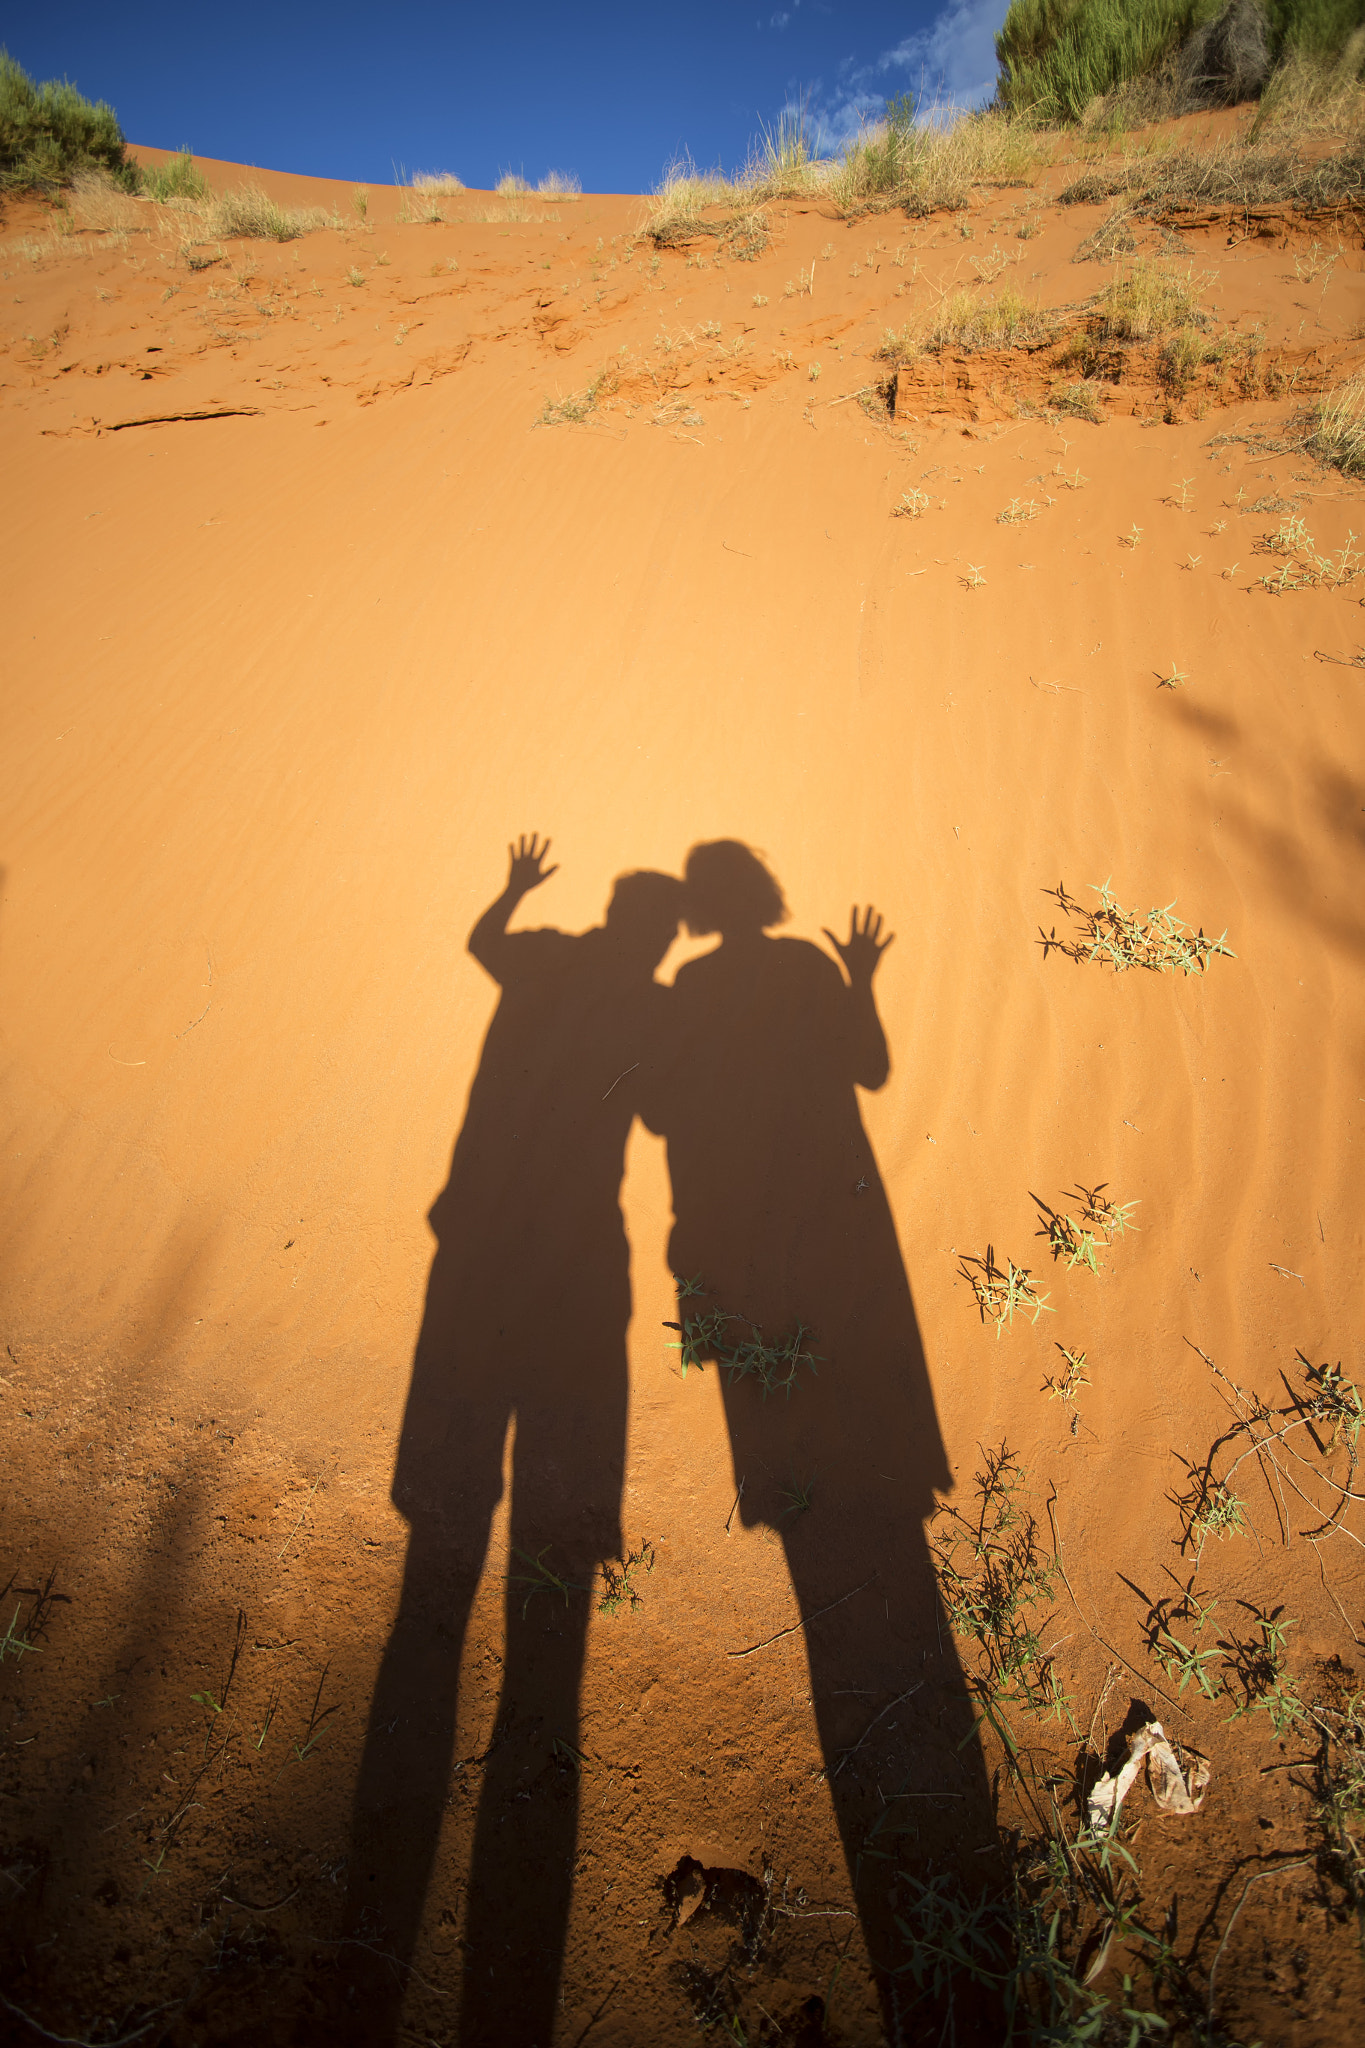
<box><xmin>1</xmin><ymin>129</ymin><xmax>1364</xmax><ymax>2045</ymax></box>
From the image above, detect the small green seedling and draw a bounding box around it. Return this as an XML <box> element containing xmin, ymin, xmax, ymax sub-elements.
<box><xmin>963</xmin><ymin>563</ymin><xmax>987</xmax><ymax>589</ymax></box>
<box><xmin>1033</xmin><ymin>1197</ymin><xmax>1104</xmax><ymax>1274</ymax></box>
<box><xmin>780</xmin><ymin>1474</ymin><xmax>817</xmax><ymax>1519</ymax></box>
<box><xmin>598</xmin><ymin>1539</ymin><xmax>656</xmax><ymax>1616</ymax></box>
<box><xmin>1156</xmin><ymin>661</ymin><xmax>1189</xmax><ymax>689</ymax></box>
<box><xmin>1223</xmin><ymin>1606</ymin><xmax>1305</xmax><ymax>1735</ymax></box>
<box><xmin>1301</xmin><ymin>1354</ymin><xmax>1364</xmax><ymax>1453</ymax></box>
<box><xmin>1042</xmin><ymin>1346</ymin><xmax>1090</xmax><ymax>1433</ymax></box>
<box><xmin>509</xmin><ymin>1546</ymin><xmax>583</xmax><ymax>1617</ymax></box>
<box><xmin>254</xmin><ymin>1683</ymin><xmax>281</xmax><ymax>1751</ymax></box>
<box><xmin>894</xmin><ymin>488</ymin><xmax>930</xmax><ymax>519</ymax></box>
<box><xmin>0</xmin><ymin>1606</ymin><xmax>40</xmax><ymax>1663</ymax></box>
<box><xmin>1147</xmin><ymin>1584</ymin><xmax>1222</xmax><ymax>1698</ymax></box>
<box><xmin>997</xmin><ymin>497</ymin><xmax>1041</xmax><ymax>525</ymax></box>
<box><xmin>1031</xmin><ymin>1187</ymin><xmax>1137</xmax><ymax>1277</ymax></box>
<box><xmin>287</xmin><ymin>1664</ymin><xmax>340</xmax><ymax>1770</ymax></box>
<box><xmin>1121</xmin><ymin>524</ymin><xmax>1143</xmax><ymax>548</ymax></box>
<box><xmin>1173</xmin><ymin>1469</ymin><xmax>1248</xmax><ymax>1559</ymax></box>
<box><xmin>958</xmin><ymin>1245</ymin><xmax>1053</xmax><ymax>1336</ymax></box>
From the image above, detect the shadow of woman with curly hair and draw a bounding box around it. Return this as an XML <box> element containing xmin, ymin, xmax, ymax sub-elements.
<box><xmin>641</xmin><ymin>839</ymin><xmax>997</xmax><ymax>2035</ymax></box>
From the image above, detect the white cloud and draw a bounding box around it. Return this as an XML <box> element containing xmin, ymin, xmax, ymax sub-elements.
<box><xmin>789</xmin><ymin>0</ymin><xmax>1010</xmax><ymax>152</ymax></box>
<box><xmin>882</xmin><ymin>0</ymin><xmax>1010</xmax><ymax>111</ymax></box>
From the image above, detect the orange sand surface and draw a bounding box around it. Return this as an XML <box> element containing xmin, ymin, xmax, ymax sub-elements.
<box><xmin>2</xmin><ymin>124</ymin><xmax>1363</xmax><ymax>2046</ymax></box>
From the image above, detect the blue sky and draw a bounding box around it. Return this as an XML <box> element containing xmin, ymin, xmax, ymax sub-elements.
<box><xmin>6</xmin><ymin>2</ymin><xmax>1010</xmax><ymax>192</ymax></box>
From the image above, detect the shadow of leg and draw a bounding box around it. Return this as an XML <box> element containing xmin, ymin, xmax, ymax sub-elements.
<box><xmin>343</xmin><ymin>1514</ymin><xmax>490</xmax><ymax>2043</ymax></box>
<box><xmin>458</xmin><ymin>1576</ymin><xmax>590</xmax><ymax>2047</ymax></box>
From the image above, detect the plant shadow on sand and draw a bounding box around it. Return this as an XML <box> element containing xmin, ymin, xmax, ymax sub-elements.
<box><xmin>341</xmin><ymin>835</ymin><xmax>998</xmax><ymax>2045</ymax></box>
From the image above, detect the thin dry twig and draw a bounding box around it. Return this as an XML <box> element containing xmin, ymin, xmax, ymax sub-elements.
<box><xmin>728</xmin><ymin>1575</ymin><xmax>876</xmax><ymax>1659</ymax></box>
<box><xmin>1207</xmin><ymin>1858</ymin><xmax>1312</xmax><ymax>2030</ymax></box>
<box><xmin>833</xmin><ymin>1683</ymin><xmax>923</xmax><ymax>1776</ymax></box>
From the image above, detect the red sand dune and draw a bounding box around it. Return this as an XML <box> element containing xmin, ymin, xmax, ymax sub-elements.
<box><xmin>2</xmin><ymin>119</ymin><xmax>1363</xmax><ymax>2044</ymax></box>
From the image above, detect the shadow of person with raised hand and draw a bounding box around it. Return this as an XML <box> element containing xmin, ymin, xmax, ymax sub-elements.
<box><xmin>344</xmin><ymin>834</ymin><xmax>682</xmax><ymax>2047</ymax></box>
<box><xmin>642</xmin><ymin>840</ymin><xmax>997</xmax><ymax>2035</ymax></box>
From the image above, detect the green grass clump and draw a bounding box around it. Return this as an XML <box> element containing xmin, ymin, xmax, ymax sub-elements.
<box><xmin>995</xmin><ymin>0</ymin><xmax>1221</xmax><ymax>122</ymax></box>
<box><xmin>1</xmin><ymin>47</ymin><xmax>135</xmax><ymax>191</ymax></box>
<box><xmin>1265</xmin><ymin>0</ymin><xmax>1365</xmax><ymax>66</ymax></box>
<box><xmin>995</xmin><ymin>0</ymin><xmax>1365</xmax><ymax>127</ymax></box>
<box><xmin>139</xmin><ymin>149</ymin><xmax>210</xmax><ymax>202</ymax></box>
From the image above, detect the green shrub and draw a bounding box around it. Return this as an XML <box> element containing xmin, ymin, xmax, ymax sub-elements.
<box><xmin>0</xmin><ymin>47</ymin><xmax>135</xmax><ymax>191</ymax></box>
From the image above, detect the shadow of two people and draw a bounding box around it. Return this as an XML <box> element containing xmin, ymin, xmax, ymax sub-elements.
<box><xmin>343</xmin><ymin>834</ymin><xmax>995</xmax><ymax>2045</ymax></box>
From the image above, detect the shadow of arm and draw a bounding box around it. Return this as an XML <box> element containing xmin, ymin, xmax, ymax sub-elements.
<box><xmin>468</xmin><ymin>833</ymin><xmax>561</xmax><ymax>981</ymax></box>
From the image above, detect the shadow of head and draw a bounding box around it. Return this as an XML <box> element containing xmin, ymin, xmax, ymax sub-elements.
<box><xmin>603</xmin><ymin>869</ymin><xmax>684</xmax><ymax>969</ymax></box>
<box><xmin>682</xmin><ymin>840</ymin><xmax>790</xmax><ymax>940</ymax></box>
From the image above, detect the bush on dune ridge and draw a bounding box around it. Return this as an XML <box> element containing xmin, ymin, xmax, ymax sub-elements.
<box><xmin>995</xmin><ymin>0</ymin><xmax>1365</xmax><ymax>124</ymax></box>
<box><xmin>0</xmin><ymin>46</ymin><xmax>136</xmax><ymax>192</ymax></box>
<box><xmin>996</xmin><ymin>0</ymin><xmax>1225</xmax><ymax>121</ymax></box>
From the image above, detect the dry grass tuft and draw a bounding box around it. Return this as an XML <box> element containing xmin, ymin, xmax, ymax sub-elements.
<box><xmin>1250</xmin><ymin>41</ymin><xmax>1365</xmax><ymax>140</ymax></box>
<box><xmin>537</xmin><ymin>169</ymin><xmax>581</xmax><ymax>197</ymax></box>
<box><xmin>641</xmin><ymin>106</ymin><xmax>1045</xmax><ymax>245</ymax></box>
<box><xmin>411</xmin><ymin>170</ymin><xmax>465</xmax><ymax>195</ymax></box>
<box><xmin>1308</xmin><ymin>374</ymin><xmax>1365</xmax><ymax>479</ymax></box>
<box><xmin>536</xmin><ymin>369</ymin><xmax>617</xmax><ymax>426</ymax></box>
<box><xmin>206</xmin><ymin>187</ymin><xmax>331</xmax><ymax>242</ymax></box>
<box><xmin>496</xmin><ymin>172</ymin><xmax>532</xmax><ymax>195</ymax></box>
<box><xmin>1095</xmin><ymin>257</ymin><xmax>1206</xmax><ymax>341</ymax></box>
<box><xmin>883</xmin><ymin>285</ymin><xmax>1056</xmax><ymax>358</ymax></box>
<box><xmin>68</xmin><ymin>167</ymin><xmax>144</xmax><ymax>234</ymax></box>
<box><xmin>1050</xmin><ymin>378</ymin><xmax>1106</xmax><ymax>421</ymax></box>
<box><xmin>1062</xmin><ymin>126</ymin><xmax>1365</xmax><ymax>222</ymax></box>
<box><xmin>1071</xmin><ymin>201</ymin><xmax>1137</xmax><ymax>263</ymax></box>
